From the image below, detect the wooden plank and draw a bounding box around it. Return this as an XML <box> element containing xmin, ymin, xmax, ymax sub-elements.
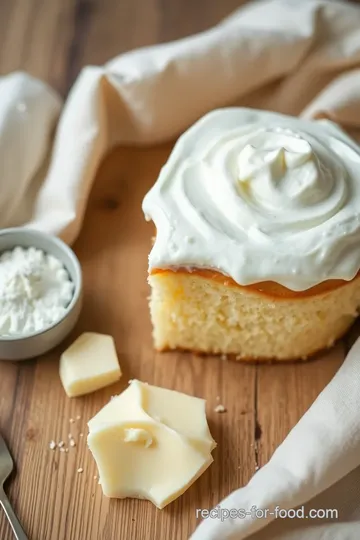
<box><xmin>0</xmin><ymin>0</ymin><xmax>354</xmax><ymax>538</ymax></box>
<box><xmin>256</xmin><ymin>345</ymin><xmax>345</xmax><ymax>467</ymax></box>
<box><xmin>0</xmin><ymin>0</ymin><xmax>75</xmax><ymax>94</ymax></box>
<box><xmin>0</xmin><ymin>145</ymin><xmax>256</xmax><ymax>540</ymax></box>
<box><xmin>0</xmin><ymin>0</ymin><xmax>248</xmax><ymax>95</ymax></box>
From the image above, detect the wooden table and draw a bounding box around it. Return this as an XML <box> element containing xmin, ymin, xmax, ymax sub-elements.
<box><xmin>0</xmin><ymin>1</ymin><xmax>356</xmax><ymax>539</ymax></box>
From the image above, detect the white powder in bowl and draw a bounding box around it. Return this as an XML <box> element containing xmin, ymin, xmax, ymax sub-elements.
<box><xmin>0</xmin><ymin>246</ymin><xmax>74</xmax><ymax>336</ymax></box>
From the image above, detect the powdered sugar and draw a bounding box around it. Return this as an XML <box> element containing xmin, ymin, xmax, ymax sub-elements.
<box><xmin>0</xmin><ymin>246</ymin><xmax>74</xmax><ymax>336</ymax></box>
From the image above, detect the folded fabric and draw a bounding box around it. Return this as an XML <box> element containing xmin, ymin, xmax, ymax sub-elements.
<box><xmin>1</xmin><ymin>0</ymin><xmax>360</xmax><ymax>538</ymax></box>
<box><xmin>2</xmin><ymin>0</ymin><xmax>360</xmax><ymax>244</ymax></box>
<box><xmin>191</xmin><ymin>337</ymin><xmax>360</xmax><ymax>540</ymax></box>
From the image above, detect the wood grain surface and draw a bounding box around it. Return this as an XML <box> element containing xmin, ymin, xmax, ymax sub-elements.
<box><xmin>0</xmin><ymin>1</ymin><xmax>355</xmax><ymax>539</ymax></box>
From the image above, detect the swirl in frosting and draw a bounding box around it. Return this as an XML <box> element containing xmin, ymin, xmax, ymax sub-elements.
<box><xmin>142</xmin><ymin>108</ymin><xmax>360</xmax><ymax>290</ymax></box>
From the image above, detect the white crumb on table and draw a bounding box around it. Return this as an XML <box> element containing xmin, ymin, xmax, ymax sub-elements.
<box><xmin>69</xmin><ymin>439</ymin><xmax>76</xmax><ymax>447</ymax></box>
<box><xmin>77</xmin><ymin>467</ymin><xmax>84</xmax><ymax>473</ymax></box>
<box><xmin>76</xmin><ymin>415</ymin><xmax>81</xmax><ymax>420</ymax></box>
<box><xmin>69</xmin><ymin>418</ymin><xmax>75</xmax><ymax>423</ymax></box>
<box><xmin>58</xmin><ymin>441</ymin><xmax>64</xmax><ymax>448</ymax></box>
<box><xmin>79</xmin><ymin>433</ymin><xmax>84</xmax><ymax>437</ymax></box>
<box><xmin>214</xmin><ymin>404</ymin><xmax>227</xmax><ymax>413</ymax></box>
<box><xmin>49</xmin><ymin>441</ymin><xmax>56</xmax><ymax>450</ymax></box>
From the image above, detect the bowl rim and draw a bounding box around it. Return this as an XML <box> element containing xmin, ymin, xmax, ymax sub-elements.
<box><xmin>0</xmin><ymin>227</ymin><xmax>82</xmax><ymax>342</ymax></box>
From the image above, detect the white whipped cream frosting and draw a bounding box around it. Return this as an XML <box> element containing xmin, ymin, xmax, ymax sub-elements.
<box><xmin>142</xmin><ymin>108</ymin><xmax>360</xmax><ymax>291</ymax></box>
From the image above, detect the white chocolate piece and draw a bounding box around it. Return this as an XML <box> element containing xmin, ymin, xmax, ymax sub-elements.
<box><xmin>87</xmin><ymin>380</ymin><xmax>216</xmax><ymax>509</ymax></box>
<box><xmin>60</xmin><ymin>333</ymin><xmax>121</xmax><ymax>397</ymax></box>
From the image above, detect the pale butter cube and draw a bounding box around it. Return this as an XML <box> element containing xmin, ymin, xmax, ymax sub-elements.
<box><xmin>87</xmin><ymin>380</ymin><xmax>216</xmax><ymax>509</ymax></box>
<box><xmin>60</xmin><ymin>332</ymin><xmax>121</xmax><ymax>397</ymax></box>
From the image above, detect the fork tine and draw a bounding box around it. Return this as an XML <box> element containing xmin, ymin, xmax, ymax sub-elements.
<box><xmin>0</xmin><ymin>433</ymin><xmax>14</xmax><ymax>481</ymax></box>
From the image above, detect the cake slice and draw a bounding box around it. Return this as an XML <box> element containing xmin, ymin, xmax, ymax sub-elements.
<box><xmin>143</xmin><ymin>108</ymin><xmax>360</xmax><ymax>361</ymax></box>
<box><xmin>148</xmin><ymin>268</ymin><xmax>360</xmax><ymax>360</ymax></box>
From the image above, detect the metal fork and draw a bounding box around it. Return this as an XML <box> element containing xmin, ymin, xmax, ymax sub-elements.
<box><xmin>0</xmin><ymin>434</ymin><xmax>28</xmax><ymax>539</ymax></box>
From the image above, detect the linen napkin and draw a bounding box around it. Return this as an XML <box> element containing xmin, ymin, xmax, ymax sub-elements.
<box><xmin>2</xmin><ymin>0</ymin><xmax>360</xmax><ymax>244</ymax></box>
<box><xmin>192</xmin><ymin>336</ymin><xmax>360</xmax><ymax>540</ymax></box>
<box><xmin>2</xmin><ymin>0</ymin><xmax>360</xmax><ymax>538</ymax></box>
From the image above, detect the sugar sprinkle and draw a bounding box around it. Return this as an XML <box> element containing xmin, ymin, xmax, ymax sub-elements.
<box><xmin>214</xmin><ymin>404</ymin><xmax>227</xmax><ymax>413</ymax></box>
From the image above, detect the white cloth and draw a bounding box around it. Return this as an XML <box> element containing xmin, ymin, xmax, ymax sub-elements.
<box><xmin>3</xmin><ymin>0</ymin><xmax>360</xmax><ymax>243</ymax></box>
<box><xmin>2</xmin><ymin>0</ymin><xmax>360</xmax><ymax>538</ymax></box>
<box><xmin>192</xmin><ymin>338</ymin><xmax>360</xmax><ymax>540</ymax></box>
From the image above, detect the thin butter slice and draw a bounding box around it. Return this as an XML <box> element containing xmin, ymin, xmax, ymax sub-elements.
<box><xmin>59</xmin><ymin>332</ymin><xmax>121</xmax><ymax>397</ymax></box>
<box><xmin>87</xmin><ymin>380</ymin><xmax>216</xmax><ymax>509</ymax></box>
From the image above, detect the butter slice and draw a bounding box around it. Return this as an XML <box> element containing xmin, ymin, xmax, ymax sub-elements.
<box><xmin>60</xmin><ymin>333</ymin><xmax>121</xmax><ymax>397</ymax></box>
<box><xmin>87</xmin><ymin>380</ymin><xmax>216</xmax><ymax>509</ymax></box>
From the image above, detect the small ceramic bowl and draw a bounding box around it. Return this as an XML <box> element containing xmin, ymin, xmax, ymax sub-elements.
<box><xmin>0</xmin><ymin>228</ymin><xmax>82</xmax><ymax>361</ymax></box>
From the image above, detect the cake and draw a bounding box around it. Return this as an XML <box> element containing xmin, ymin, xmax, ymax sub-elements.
<box><xmin>142</xmin><ymin>108</ymin><xmax>360</xmax><ymax>361</ymax></box>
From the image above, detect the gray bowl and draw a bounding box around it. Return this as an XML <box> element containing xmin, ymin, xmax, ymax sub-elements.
<box><xmin>0</xmin><ymin>228</ymin><xmax>82</xmax><ymax>361</ymax></box>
